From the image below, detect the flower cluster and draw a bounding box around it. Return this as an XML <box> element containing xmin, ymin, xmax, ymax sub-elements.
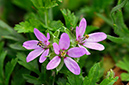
<box><xmin>23</xmin><ymin>18</ymin><xmax>107</xmax><ymax>75</ymax></box>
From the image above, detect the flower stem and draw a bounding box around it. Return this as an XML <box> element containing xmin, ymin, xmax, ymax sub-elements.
<box><xmin>45</xmin><ymin>9</ymin><xmax>48</xmax><ymax>26</ymax></box>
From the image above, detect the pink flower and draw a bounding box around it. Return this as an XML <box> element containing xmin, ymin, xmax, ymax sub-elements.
<box><xmin>76</xmin><ymin>18</ymin><xmax>107</xmax><ymax>55</ymax></box>
<box><xmin>46</xmin><ymin>33</ymin><xmax>85</xmax><ymax>75</ymax></box>
<box><xmin>23</xmin><ymin>28</ymin><xmax>50</xmax><ymax>63</ymax></box>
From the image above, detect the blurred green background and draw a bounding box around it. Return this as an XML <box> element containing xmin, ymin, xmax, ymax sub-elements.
<box><xmin>0</xmin><ymin>0</ymin><xmax>129</xmax><ymax>85</ymax></box>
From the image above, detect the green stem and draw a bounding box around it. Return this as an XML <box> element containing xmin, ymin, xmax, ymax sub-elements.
<box><xmin>117</xmin><ymin>0</ymin><xmax>121</xmax><ymax>5</ymax></box>
<box><xmin>45</xmin><ymin>9</ymin><xmax>48</xmax><ymax>26</ymax></box>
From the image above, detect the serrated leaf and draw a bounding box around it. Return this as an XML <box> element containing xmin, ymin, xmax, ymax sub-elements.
<box><xmin>111</xmin><ymin>0</ymin><xmax>128</xmax><ymax>22</ymax></box>
<box><xmin>110</xmin><ymin>0</ymin><xmax>129</xmax><ymax>37</ymax></box>
<box><xmin>121</xmin><ymin>73</ymin><xmax>129</xmax><ymax>81</ymax></box>
<box><xmin>23</xmin><ymin>74</ymin><xmax>42</xmax><ymax>84</ymax></box>
<box><xmin>100</xmin><ymin>77</ymin><xmax>118</xmax><ymax>85</ymax></box>
<box><xmin>14</xmin><ymin>19</ymin><xmax>43</xmax><ymax>33</ymax></box>
<box><xmin>5</xmin><ymin>58</ymin><xmax>17</xmax><ymax>85</ymax></box>
<box><xmin>83</xmin><ymin>63</ymin><xmax>100</xmax><ymax>85</ymax></box>
<box><xmin>0</xmin><ymin>51</ymin><xmax>7</xmax><ymax>84</ymax></box>
<box><xmin>49</xmin><ymin>20</ymin><xmax>64</xmax><ymax>31</ymax></box>
<box><xmin>61</xmin><ymin>9</ymin><xmax>78</xmax><ymax>29</ymax></box>
<box><xmin>17</xmin><ymin>53</ymin><xmax>40</xmax><ymax>75</ymax></box>
<box><xmin>67</xmin><ymin>73</ymin><xmax>83</xmax><ymax>85</ymax></box>
<box><xmin>31</xmin><ymin>0</ymin><xmax>58</xmax><ymax>9</ymax></box>
<box><xmin>114</xmin><ymin>10</ymin><xmax>129</xmax><ymax>37</ymax></box>
<box><xmin>116</xmin><ymin>56</ymin><xmax>129</xmax><ymax>72</ymax></box>
<box><xmin>100</xmin><ymin>69</ymin><xmax>118</xmax><ymax>85</ymax></box>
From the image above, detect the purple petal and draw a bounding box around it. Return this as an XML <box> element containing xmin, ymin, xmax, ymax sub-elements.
<box><xmin>46</xmin><ymin>56</ymin><xmax>61</xmax><ymax>70</ymax></box>
<box><xmin>85</xmin><ymin>32</ymin><xmax>107</xmax><ymax>42</ymax></box>
<box><xmin>77</xmin><ymin>18</ymin><xmax>87</xmax><ymax>38</ymax></box>
<box><xmin>23</xmin><ymin>40</ymin><xmax>39</xmax><ymax>49</ymax></box>
<box><xmin>26</xmin><ymin>48</ymin><xmax>44</xmax><ymax>62</ymax></box>
<box><xmin>53</xmin><ymin>43</ymin><xmax>60</xmax><ymax>55</ymax></box>
<box><xmin>47</xmin><ymin>33</ymin><xmax>50</xmax><ymax>40</ymax></box>
<box><xmin>64</xmin><ymin>57</ymin><xmax>80</xmax><ymax>75</ymax></box>
<box><xmin>83</xmin><ymin>42</ymin><xmax>105</xmax><ymax>51</ymax></box>
<box><xmin>67</xmin><ymin>47</ymin><xmax>86</xmax><ymax>58</ymax></box>
<box><xmin>34</xmin><ymin>28</ymin><xmax>47</xmax><ymax>42</ymax></box>
<box><xmin>78</xmin><ymin>44</ymin><xmax>91</xmax><ymax>55</ymax></box>
<box><xmin>39</xmin><ymin>49</ymin><xmax>49</xmax><ymax>63</ymax></box>
<box><xmin>59</xmin><ymin>33</ymin><xmax>70</xmax><ymax>50</ymax></box>
<box><xmin>76</xmin><ymin>26</ymin><xmax>79</xmax><ymax>40</ymax></box>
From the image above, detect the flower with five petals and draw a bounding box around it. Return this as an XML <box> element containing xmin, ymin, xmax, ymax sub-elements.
<box><xmin>46</xmin><ymin>33</ymin><xmax>85</xmax><ymax>75</ymax></box>
<box><xmin>76</xmin><ymin>18</ymin><xmax>107</xmax><ymax>55</ymax></box>
<box><xmin>23</xmin><ymin>28</ymin><xmax>50</xmax><ymax>63</ymax></box>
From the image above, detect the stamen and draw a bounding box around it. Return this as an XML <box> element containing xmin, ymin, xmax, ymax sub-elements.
<box><xmin>85</xmin><ymin>34</ymin><xmax>89</xmax><ymax>39</ymax></box>
<box><xmin>61</xmin><ymin>51</ymin><xmax>66</xmax><ymax>57</ymax></box>
<box><xmin>37</xmin><ymin>41</ymin><xmax>44</xmax><ymax>48</ymax></box>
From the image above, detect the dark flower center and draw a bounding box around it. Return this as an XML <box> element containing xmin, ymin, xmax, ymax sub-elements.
<box><xmin>37</xmin><ymin>41</ymin><xmax>46</xmax><ymax>48</ymax></box>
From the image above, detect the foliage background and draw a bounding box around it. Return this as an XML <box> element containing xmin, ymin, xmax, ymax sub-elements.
<box><xmin>0</xmin><ymin>0</ymin><xmax>129</xmax><ymax>85</ymax></box>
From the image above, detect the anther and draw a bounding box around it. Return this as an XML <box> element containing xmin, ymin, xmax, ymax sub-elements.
<box><xmin>61</xmin><ymin>51</ymin><xmax>66</xmax><ymax>57</ymax></box>
<box><xmin>85</xmin><ymin>34</ymin><xmax>89</xmax><ymax>39</ymax></box>
<box><xmin>37</xmin><ymin>41</ymin><xmax>44</xmax><ymax>47</ymax></box>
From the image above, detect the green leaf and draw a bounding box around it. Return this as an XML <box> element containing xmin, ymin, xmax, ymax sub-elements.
<box><xmin>14</xmin><ymin>19</ymin><xmax>43</xmax><ymax>33</ymax></box>
<box><xmin>57</xmin><ymin>78</ymin><xmax>67</xmax><ymax>85</ymax></box>
<box><xmin>0</xmin><ymin>42</ymin><xmax>4</xmax><ymax>53</ymax></box>
<box><xmin>107</xmin><ymin>35</ymin><xmax>129</xmax><ymax>44</ymax></box>
<box><xmin>23</xmin><ymin>74</ymin><xmax>42</xmax><ymax>84</ymax></box>
<box><xmin>54</xmin><ymin>28</ymin><xmax>60</xmax><ymax>38</ymax></box>
<box><xmin>110</xmin><ymin>0</ymin><xmax>129</xmax><ymax>37</ymax></box>
<box><xmin>121</xmin><ymin>73</ymin><xmax>129</xmax><ymax>81</ymax></box>
<box><xmin>100</xmin><ymin>69</ymin><xmax>119</xmax><ymax>85</ymax></box>
<box><xmin>111</xmin><ymin>0</ymin><xmax>128</xmax><ymax>22</ymax></box>
<box><xmin>12</xmin><ymin>0</ymin><xmax>33</xmax><ymax>11</ymax></box>
<box><xmin>5</xmin><ymin>58</ymin><xmax>17</xmax><ymax>85</ymax></box>
<box><xmin>83</xmin><ymin>63</ymin><xmax>100</xmax><ymax>85</ymax></box>
<box><xmin>0</xmin><ymin>51</ymin><xmax>7</xmax><ymax>84</ymax></box>
<box><xmin>48</xmin><ymin>31</ymin><xmax>59</xmax><ymax>44</ymax></box>
<box><xmin>93</xmin><ymin>0</ymin><xmax>113</xmax><ymax>12</ymax></box>
<box><xmin>58</xmin><ymin>0</ymin><xmax>62</xmax><ymax>2</ymax></box>
<box><xmin>114</xmin><ymin>10</ymin><xmax>129</xmax><ymax>37</ymax></box>
<box><xmin>0</xmin><ymin>20</ymin><xmax>25</xmax><ymax>41</ymax></box>
<box><xmin>86</xmin><ymin>26</ymin><xmax>99</xmax><ymax>34</ymax></box>
<box><xmin>17</xmin><ymin>53</ymin><xmax>40</xmax><ymax>75</ymax></box>
<box><xmin>63</xmin><ymin>26</ymin><xmax>76</xmax><ymax>47</ymax></box>
<box><xmin>67</xmin><ymin>73</ymin><xmax>83</xmax><ymax>85</ymax></box>
<box><xmin>11</xmin><ymin>68</ymin><xmax>30</xmax><ymax>85</ymax></box>
<box><xmin>49</xmin><ymin>20</ymin><xmax>64</xmax><ymax>31</ymax></box>
<box><xmin>30</xmin><ymin>0</ymin><xmax>58</xmax><ymax>9</ymax></box>
<box><xmin>0</xmin><ymin>20</ymin><xmax>14</xmax><ymax>33</ymax></box>
<box><xmin>61</xmin><ymin>9</ymin><xmax>78</xmax><ymax>29</ymax></box>
<box><xmin>116</xmin><ymin>56</ymin><xmax>129</xmax><ymax>72</ymax></box>
<box><xmin>9</xmin><ymin>43</ymin><xmax>25</xmax><ymax>50</ymax></box>
<box><xmin>56</xmin><ymin>58</ymin><xmax>64</xmax><ymax>73</ymax></box>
